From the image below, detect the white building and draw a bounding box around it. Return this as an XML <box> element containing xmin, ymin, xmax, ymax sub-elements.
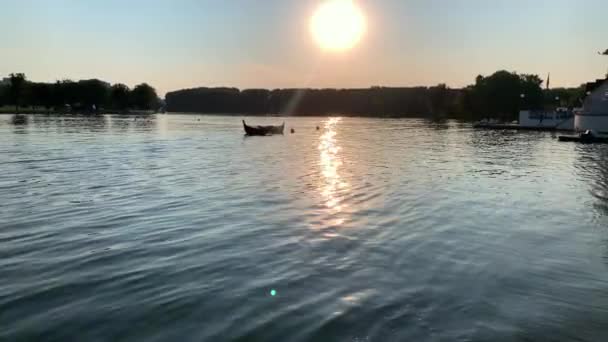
<box><xmin>518</xmin><ymin>108</ymin><xmax>575</xmax><ymax>130</ymax></box>
<box><xmin>574</xmin><ymin>78</ymin><xmax>608</xmax><ymax>135</ymax></box>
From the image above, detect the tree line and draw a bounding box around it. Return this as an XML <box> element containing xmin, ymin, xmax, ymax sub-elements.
<box><xmin>166</xmin><ymin>85</ymin><xmax>464</xmax><ymax>118</ymax></box>
<box><xmin>166</xmin><ymin>70</ymin><xmax>586</xmax><ymax>121</ymax></box>
<box><xmin>2</xmin><ymin>70</ymin><xmax>586</xmax><ymax>120</ymax></box>
<box><xmin>0</xmin><ymin>73</ymin><xmax>161</xmax><ymax>113</ymax></box>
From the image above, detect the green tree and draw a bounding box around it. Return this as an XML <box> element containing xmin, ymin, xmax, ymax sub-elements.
<box><xmin>519</xmin><ymin>74</ymin><xmax>544</xmax><ymax>110</ymax></box>
<box><xmin>78</xmin><ymin>79</ymin><xmax>110</xmax><ymax>110</ymax></box>
<box><xmin>53</xmin><ymin>80</ymin><xmax>81</xmax><ymax>109</ymax></box>
<box><xmin>0</xmin><ymin>84</ymin><xmax>7</xmax><ymax>107</ymax></box>
<box><xmin>429</xmin><ymin>83</ymin><xmax>449</xmax><ymax>117</ymax></box>
<box><xmin>110</xmin><ymin>83</ymin><xmax>131</xmax><ymax>110</ymax></box>
<box><xmin>29</xmin><ymin>83</ymin><xmax>53</xmax><ymax>113</ymax></box>
<box><xmin>9</xmin><ymin>73</ymin><xmax>27</xmax><ymax>112</ymax></box>
<box><xmin>543</xmin><ymin>86</ymin><xmax>585</xmax><ymax>108</ymax></box>
<box><xmin>467</xmin><ymin>70</ymin><xmax>543</xmax><ymax>121</ymax></box>
<box><xmin>130</xmin><ymin>83</ymin><xmax>159</xmax><ymax>110</ymax></box>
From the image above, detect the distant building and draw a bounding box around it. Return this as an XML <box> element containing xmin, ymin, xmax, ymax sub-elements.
<box><xmin>518</xmin><ymin>108</ymin><xmax>574</xmax><ymax>130</ymax></box>
<box><xmin>0</xmin><ymin>77</ymin><xmax>10</xmax><ymax>86</ymax></box>
<box><xmin>575</xmin><ymin>78</ymin><xmax>608</xmax><ymax>134</ymax></box>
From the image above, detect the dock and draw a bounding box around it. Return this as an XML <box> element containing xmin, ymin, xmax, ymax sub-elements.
<box><xmin>473</xmin><ymin>123</ymin><xmax>572</xmax><ymax>132</ymax></box>
<box><xmin>558</xmin><ymin>135</ymin><xmax>608</xmax><ymax>143</ymax></box>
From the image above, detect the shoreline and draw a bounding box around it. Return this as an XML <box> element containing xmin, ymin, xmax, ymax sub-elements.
<box><xmin>0</xmin><ymin>110</ymin><xmax>157</xmax><ymax>115</ymax></box>
<box><xmin>1</xmin><ymin>111</ymin><xmax>470</xmax><ymax>121</ymax></box>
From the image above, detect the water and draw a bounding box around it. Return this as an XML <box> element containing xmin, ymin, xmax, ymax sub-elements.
<box><xmin>2</xmin><ymin>114</ymin><xmax>608</xmax><ymax>341</ymax></box>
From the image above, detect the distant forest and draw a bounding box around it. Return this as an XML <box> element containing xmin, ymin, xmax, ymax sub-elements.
<box><xmin>0</xmin><ymin>73</ymin><xmax>160</xmax><ymax>113</ymax></box>
<box><xmin>1</xmin><ymin>71</ymin><xmax>586</xmax><ymax>121</ymax></box>
<box><xmin>166</xmin><ymin>70</ymin><xmax>586</xmax><ymax>121</ymax></box>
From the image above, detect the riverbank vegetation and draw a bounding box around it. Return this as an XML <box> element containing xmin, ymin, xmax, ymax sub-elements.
<box><xmin>166</xmin><ymin>70</ymin><xmax>585</xmax><ymax>121</ymax></box>
<box><xmin>2</xmin><ymin>71</ymin><xmax>586</xmax><ymax>121</ymax></box>
<box><xmin>0</xmin><ymin>73</ymin><xmax>161</xmax><ymax>114</ymax></box>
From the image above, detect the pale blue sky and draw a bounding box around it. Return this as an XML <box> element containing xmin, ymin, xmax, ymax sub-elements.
<box><xmin>1</xmin><ymin>0</ymin><xmax>607</xmax><ymax>95</ymax></box>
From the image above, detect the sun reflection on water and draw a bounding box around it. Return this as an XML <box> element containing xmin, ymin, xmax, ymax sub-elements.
<box><xmin>319</xmin><ymin>118</ymin><xmax>349</xmax><ymax>222</ymax></box>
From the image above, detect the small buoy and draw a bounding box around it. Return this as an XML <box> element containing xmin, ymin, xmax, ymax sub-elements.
<box><xmin>290</xmin><ymin>128</ymin><xmax>295</xmax><ymax>134</ymax></box>
<box><xmin>316</xmin><ymin>126</ymin><xmax>320</xmax><ymax>131</ymax></box>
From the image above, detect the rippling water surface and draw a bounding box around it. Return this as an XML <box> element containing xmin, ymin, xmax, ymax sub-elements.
<box><xmin>2</xmin><ymin>114</ymin><xmax>608</xmax><ymax>341</ymax></box>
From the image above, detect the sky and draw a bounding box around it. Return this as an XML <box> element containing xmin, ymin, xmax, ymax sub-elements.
<box><xmin>1</xmin><ymin>0</ymin><xmax>607</xmax><ymax>96</ymax></box>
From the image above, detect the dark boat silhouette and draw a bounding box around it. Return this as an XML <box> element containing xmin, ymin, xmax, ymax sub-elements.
<box><xmin>243</xmin><ymin>120</ymin><xmax>285</xmax><ymax>136</ymax></box>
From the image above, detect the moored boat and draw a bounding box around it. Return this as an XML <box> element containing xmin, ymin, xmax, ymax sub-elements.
<box><xmin>243</xmin><ymin>120</ymin><xmax>285</xmax><ymax>136</ymax></box>
<box><xmin>558</xmin><ymin>130</ymin><xmax>608</xmax><ymax>143</ymax></box>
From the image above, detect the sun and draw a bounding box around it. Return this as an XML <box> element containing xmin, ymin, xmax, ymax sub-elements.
<box><xmin>310</xmin><ymin>0</ymin><xmax>366</xmax><ymax>52</ymax></box>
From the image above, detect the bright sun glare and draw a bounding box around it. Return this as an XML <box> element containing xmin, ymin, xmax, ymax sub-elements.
<box><xmin>311</xmin><ymin>0</ymin><xmax>366</xmax><ymax>52</ymax></box>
